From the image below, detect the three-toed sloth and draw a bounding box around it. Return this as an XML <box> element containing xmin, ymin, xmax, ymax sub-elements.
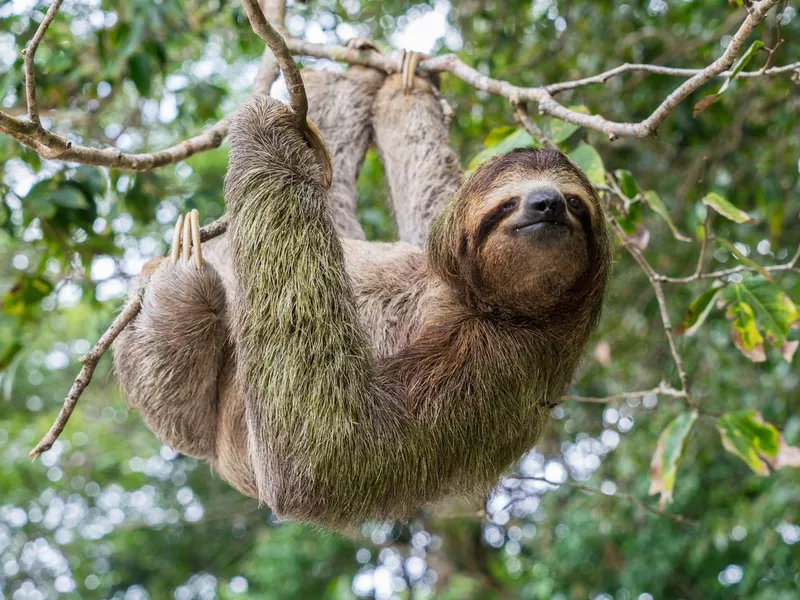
<box><xmin>114</xmin><ymin>62</ymin><xmax>611</xmax><ymax>529</ymax></box>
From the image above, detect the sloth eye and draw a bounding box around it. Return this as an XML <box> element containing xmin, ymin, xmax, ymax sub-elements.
<box><xmin>566</xmin><ymin>195</ymin><xmax>584</xmax><ymax>212</ymax></box>
<box><xmin>498</xmin><ymin>197</ymin><xmax>519</xmax><ymax>213</ymax></box>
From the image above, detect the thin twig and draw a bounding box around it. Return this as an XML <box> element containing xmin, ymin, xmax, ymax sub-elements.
<box><xmin>609</xmin><ymin>218</ymin><xmax>692</xmax><ymax>402</ymax></box>
<box><xmin>29</xmin><ymin>288</ymin><xmax>143</xmax><ymax>457</ymax></box>
<box><xmin>21</xmin><ymin>0</ymin><xmax>64</xmax><ymax>124</ymax></box>
<box><xmin>545</xmin><ymin>60</ymin><xmax>800</xmax><ymax>94</ymax></box>
<box><xmin>658</xmin><ymin>242</ymin><xmax>800</xmax><ymax>283</ymax></box>
<box><xmin>564</xmin><ymin>382</ymin><xmax>687</xmax><ymax>404</ymax></box>
<box><xmin>29</xmin><ymin>216</ymin><xmax>229</xmax><ymax>457</ymax></box>
<box><xmin>507</xmin><ymin>476</ymin><xmax>699</xmax><ymax>527</ymax></box>
<box><xmin>513</xmin><ymin>105</ymin><xmax>558</xmax><ymax>151</ymax></box>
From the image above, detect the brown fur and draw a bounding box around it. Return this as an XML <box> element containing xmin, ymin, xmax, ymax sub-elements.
<box><xmin>113</xmin><ymin>67</ymin><xmax>611</xmax><ymax>528</ymax></box>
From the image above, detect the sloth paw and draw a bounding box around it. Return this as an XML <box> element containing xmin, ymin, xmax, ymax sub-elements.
<box><xmin>169</xmin><ymin>209</ymin><xmax>203</xmax><ymax>269</ymax></box>
<box><xmin>400</xmin><ymin>50</ymin><xmax>427</xmax><ymax>94</ymax></box>
<box><xmin>346</xmin><ymin>37</ymin><xmax>381</xmax><ymax>53</ymax></box>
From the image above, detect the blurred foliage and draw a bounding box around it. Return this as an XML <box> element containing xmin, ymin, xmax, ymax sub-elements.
<box><xmin>1</xmin><ymin>0</ymin><xmax>799</xmax><ymax>599</ymax></box>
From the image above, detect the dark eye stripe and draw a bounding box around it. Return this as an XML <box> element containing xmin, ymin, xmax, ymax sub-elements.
<box><xmin>474</xmin><ymin>198</ymin><xmax>519</xmax><ymax>250</ymax></box>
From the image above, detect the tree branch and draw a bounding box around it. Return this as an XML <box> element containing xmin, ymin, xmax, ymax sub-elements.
<box><xmin>544</xmin><ymin>60</ymin><xmax>800</xmax><ymax>94</ymax></box>
<box><xmin>241</xmin><ymin>0</ymin><xmax>307</xmax><ymax>135</ymax></box>
<box><xmin>563</xmin><ymin>382</ymin><xmax>687</xmax><ymax>405</ymax></box>
<box><xmin>21</xmin><ymin>0</ymin><xmax>64</xmax><ymax>125</ymax></box>
<box><xmin>1</xmin><ymin>0</ymin><xmax>792</xmax><ymax>166</ymax></box>
<box><xmin>506</xmin><ymin>476</ymin><xmax>699</xmax><ymax>527</ymax></box>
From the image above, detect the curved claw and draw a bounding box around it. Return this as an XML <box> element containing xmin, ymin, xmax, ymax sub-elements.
<box><xmin>304</xmin><ymin>118</ymin><xmax>333</xmax><ymax>189</ymax></box>
<box><xmin>170</xmin><ymin>214</ymin><xmax>184</xmax><ymax>264</ymax></box>
<box><xmin>400</xmin><ymin>50</ymin><xmax>424</xmax><ymax>94</ymax></box>
<box><xmin>169</xmin><ymin>210</ymin><xmax>204</xmax><ymax>268</ymax></box>
<box><xmin>190</xmin><ymin>210</ymin><xmax>203</xmax><ymax>268</ymax></box>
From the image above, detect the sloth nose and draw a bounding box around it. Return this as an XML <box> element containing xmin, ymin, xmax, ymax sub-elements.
<box><xmin>525</xmin><ymin>189</ymin><xmax>566</xmax><ymax>220</ymax></box>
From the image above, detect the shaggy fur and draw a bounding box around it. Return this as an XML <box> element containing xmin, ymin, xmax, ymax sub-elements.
<box><xmin>113</xmin><ymin>70</ymin><xmax>611</xmax><ymax>528</ymax></box>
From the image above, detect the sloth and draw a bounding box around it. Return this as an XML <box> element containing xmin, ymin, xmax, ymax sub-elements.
<box><xmin>113</xmin><ymin>56</ymin><xmax>611</xmax><ymax>528</ymax></box>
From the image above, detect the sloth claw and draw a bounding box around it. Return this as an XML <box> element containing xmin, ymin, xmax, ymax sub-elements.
<box><xmin>170</xmin><ymin>209</ymin><xmax>203</xmax><ymax>268</ymax></box>
<box><xmin>400</xmin><ymin>50</ymin><xmax>425</xmax><ymax>94</ymax></box>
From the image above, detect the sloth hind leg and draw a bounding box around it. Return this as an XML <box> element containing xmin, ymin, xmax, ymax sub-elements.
<box><xmin>113</xmin><ymin>211</ymin><xmax>228</xmax><ymax>459</ymax></box>
<box><xmin>304</xmin><ymin>56</ymin><xmax>385</xmax><ymax>240</ymax></box>
<box><xmin>372</xmin><ymin>53</ymin><xmax>462</xmax><ymax>247</ymax></box>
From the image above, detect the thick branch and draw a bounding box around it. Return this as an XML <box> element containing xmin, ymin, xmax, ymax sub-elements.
<box><xmin>284</xmin><ymin>0</ymin><xmax>785</xmax><ymax>139</ymax></box>
<box><xmin>252</xmin><ymin>0</ymin><xmax>286</xmax><ymax>96</ymax></box>
<box><xmin>0</xmin><ymin>110</ymin><xmax>229</xmax><ymax>170</ymax></box>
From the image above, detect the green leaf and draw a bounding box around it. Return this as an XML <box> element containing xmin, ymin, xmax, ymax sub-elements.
<box><xmin>727</xmin><ymin>289</ymin><xmax>766</xmax><ymax>362</ymax></box>
<box><xmin>128</xmin><ymin>52</ymin><xmax>154</xmax><ymax>97</ymax></box>
<box><xmin>716</xmin><ymin>238</ymin><xmax>773</xmax><ymax>282</ymax></box>
<box><xmin>614</xmin><ymin>169</ymin><xmax>639</xmax><ymax>200</ymax></box>
<box><xmin>677</xmin><ymin>287</ymin><xmax>721</xmax><ymax>336</ymax></box>
<box><xmin>649</xmin><ymin>411</ymin><xmax>698</xmax><ymax>508</ymax></box>
<box><xmin>568</xmin><ymin>143</ymin><xmax>605</xmax><ymax>186</ymax></box>
<box><xmin>643</xmin><ymin>190</ymin><xmax>691</xmax><ymax>242</ymax></box>
<box><xmin>468</xmin><ymin>129</ymin><xmax>539</xmax><ymax>170</ymax></box>
<box><xmin>723</xmin><ymin>40</ymin><xmax>765</xmax><ymax>92</ymax></box>
<box><xmin>737</xmin><ymin>279</ymin><xmax>799</xmax><ymax>347</ymax></box>
<box><xmin>612</xmin><ymin>202</ymin><xmax>642</xmax><ymax>236</ymax></box>
<box><xmin>483</xmin><ymin>126</ymin><xmax>517</xmax><ymax>147</ymax></box>
<box><xmin>701</xmin><ymin>192</ymin><xmax>757</xmax><ymax>224</ymax></box>
<box><xmin>23</xmin><ymin>179</ymin><xmax>59</xmax><ymax>222</ymax></box>
<box><xmin>0</xmin><ymin>338</ymin><xmax>22</xmax><ymax>371</ymax></box>
<box><xmin>1</xmin><ymin>276</ymin><xmax>54</xmax><ymax>318</ymax></box>
<box><xmin>693</xmin><ymin>41</ymin><xmax>764</xmax><ymax>116</ymax></box>
<box><xmin>716</xmin><ymin>411</ymin><xmax>800</xmax><ymax>475</ymax></box>
<box><xmin>51</xmin><ymin>184</ymin><xmax>90</xmax><ymax>209</ymax></box>
<box><xmin>544</xmin><ymin>106</ymin><xmax>589</xmax><ymax>144</ymax></box>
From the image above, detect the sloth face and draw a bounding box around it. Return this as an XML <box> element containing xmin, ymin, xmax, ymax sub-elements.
<box><xmin>431</xmin><ymin>148</ymin><xmax>604</xmax><ymax>316</ymax></box>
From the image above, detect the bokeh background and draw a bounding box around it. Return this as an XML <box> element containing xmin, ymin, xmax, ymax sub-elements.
<box><xmin>1</xmin><ymin>1</ymin><xmax>799</xmax><ymax>598</ymax></box>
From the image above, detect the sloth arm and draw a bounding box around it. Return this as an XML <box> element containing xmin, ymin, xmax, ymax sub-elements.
<box><xmin>225</xmin><ymin>96</ymin><xmax>522</xmax><ymax>527</ymax></box>
<box><xmin>113</xmin><ymin>212</ymin><xmax>228</xmax><ymax>460</ymax></box>
<box><xmin>372</xmin><ymin>72</ymin><xmax>462</xmax><ymax>247</ymax></box>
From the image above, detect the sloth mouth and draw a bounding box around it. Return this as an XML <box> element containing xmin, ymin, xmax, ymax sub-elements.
<box><xmin>514</xmin><ymin>220</ymin><xmax>570</xmax><ymax>233</ymax></box>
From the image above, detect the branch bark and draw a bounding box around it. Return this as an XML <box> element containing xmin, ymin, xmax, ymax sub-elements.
<box><xmin>1</xmin><ymin>0</ymin><xmax>792</xmax><ymax>167</ymax></box>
